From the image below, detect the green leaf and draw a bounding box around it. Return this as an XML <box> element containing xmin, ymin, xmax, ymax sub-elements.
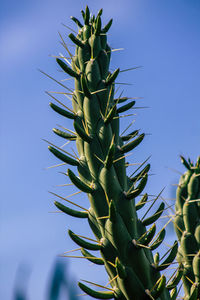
<box><xmin>48</xmin><ymin>146</ymin><xmax>79</xmax><ymax>166</ymax></box>
<box><xmin>78</xmin><ymin>282</ymin><xmax>114</xmax><ymax>299</ymax></box>
<box><xmin>68</xmin><ymin>230</ymin><xmax>101</xmax><ymax>250</ymax></box>
<box><xmin>57</xmin><ymin>58</ymin><xmax>80</xmax><ymax>79</ymax></box>
<box><xmin>69</xmin><ymin>33</ymin><xmax>84</xmax><ymax>48</ymax></box>
<box><xmin>142</xmin><ymin>202</ymin><xmax>165</xmax><ymax>226</ymax></box>
<box><xmin>68</xmin><ymin>169</ymin><xmax>94</xmax><ymax>193</ymax></box>
<box><xmin>49</xmin><ymin>102</ymin><xmax>76</xmax><ymax>119</ymax></box>
<box><xmin>53</xmin><ymin>128</ymin><xmax>76</xmax><ymax>140</ymax></box>
<box><xmin>120</xmin><ymin>134</ymin><xmax>144</xmax><ymax>153</ymax></box>
<box><xmin>81</xmin><ymin>248</ymin><xmax>104</xmax><ymax>265</ymax></box>
<box><xmin>101</xmin><ymin>19</ymin><xmax>113</xmax><ymax>33</ymax></box>
<box><xmin>54</xmin><ymin>201</ymin><xmax>88</xmax><ymax>218</ymax></box>
<box><xmin>156</xmin><ymin>241</ymin><xmax>178</xmax><ymax>271</ymax></box>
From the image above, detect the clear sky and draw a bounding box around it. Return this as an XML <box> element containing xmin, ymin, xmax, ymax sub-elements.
<box><xmin>1</xmin><ymin>0</ymin><xmax>200</xmax><ymax>299</ymax></box>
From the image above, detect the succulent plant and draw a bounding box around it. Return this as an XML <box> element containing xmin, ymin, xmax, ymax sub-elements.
<box><xmin>47</xmin><ymin>6</ymin><xmax>179</xmax><ymax>299</ymax></box>
<box><xmin>13</xmin><ymin>260</ymin><xmax>78</xmax><ymax>300</ymax></box>
<box><xmin>174</xmin><ymin>156</ymin><xmax>200</xmax><ymax>299</ymax></box>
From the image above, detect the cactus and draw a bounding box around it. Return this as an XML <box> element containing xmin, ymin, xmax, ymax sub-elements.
<box><xmin>47</xmin><ymin>6</ymin><xmax>179</xmax><ymax>300</ymax></box>
<box><xmin>47</xmin><ymin>260</ymin><xmax>78</xmax><ymax>300</ymax></box>
<box><xmin>13</xmin><ymin>260</ymin><xmax>78</xmax><ymax>300</ymax></box>
<box><xmin>174</xmin><ymin>156</ymin><xmax>200</xmax><ymax>299</ymax></box>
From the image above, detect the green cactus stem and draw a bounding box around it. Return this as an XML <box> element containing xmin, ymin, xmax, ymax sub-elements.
<box><xmin>47</xmin><ymin>6</ymin><xmax>178</xmax><ymax>299</ymax></box>
<box><xmin>174</xmin><ymin>156</ymin><xmax>200</xmax><ymax>299</ymax></box>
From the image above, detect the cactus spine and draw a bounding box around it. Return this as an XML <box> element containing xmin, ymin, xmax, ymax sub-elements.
<box><xmin>48</xmin><ymin>6</ymin><xmax>178</xmax><ymax>299</ymax></box>
<box><xmin>174</xmin><ymin>156</ymin><xmax>200</xmax><ymax>299</ymax></box>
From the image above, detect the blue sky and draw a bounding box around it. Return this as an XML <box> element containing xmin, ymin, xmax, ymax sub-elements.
<box><xmin>1</xmin><ymin>0</ymin><xmax>200</xmax><ymax>299</ymax></box>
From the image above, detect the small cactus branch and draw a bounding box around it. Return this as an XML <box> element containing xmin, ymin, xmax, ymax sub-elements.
<box><xmin>174</xmin><ymin>156</ymin><xmax>200</xmax><ymax>299</ymax></box>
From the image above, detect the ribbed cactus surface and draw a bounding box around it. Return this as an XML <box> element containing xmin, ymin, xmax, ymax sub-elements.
<box><xmin>174</xmin><ymin>156</ymin><xmax>200</xmax><ymax>300</ymax></box>
<box><xmin>47</xmin><ymin>7</ymin><xmax>179</xmax><ymax>299</ymax></box>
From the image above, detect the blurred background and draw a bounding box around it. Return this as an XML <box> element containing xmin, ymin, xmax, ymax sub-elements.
<box><xmin>1</xmin><ymin>0</ymin><xmax>200</xmax><ymax>299</ymax></box>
